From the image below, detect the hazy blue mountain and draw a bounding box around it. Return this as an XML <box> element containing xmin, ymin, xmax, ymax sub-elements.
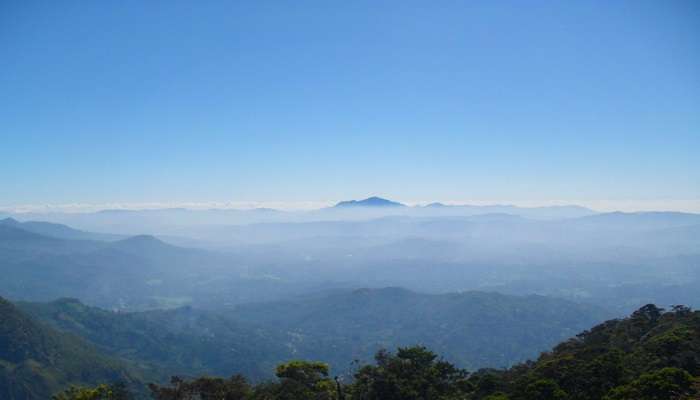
<box><xmin>0</xmin><ymin>201</ymin><xmax>598</xmax><ymax>235</ymax></box>
<box><xmin>107</xmin><ymin>234</ymin><xmax>181</xmax><ymax>256</ymax></box>
<box><xmin>0</xmin><ymin>223</ymin><xmax>103</xmax><ymax>261</ymax></box>
<box><xmin>2</xmin><ymin>208</ymin><xmax>295</xmax><ymax>236</ymax></box>
<box><xmin>334</xmin><ymin>196</ymin><xmax>406</xmax><ymax>208</ymax></box>
<box><xmin>2</xmin><ymin>213</ymin><xmax>699</xmax><ymax>312</ymax></box>
<box><xmin>0</xmin><ymin>217</ymin><xmax>122</xmax><ymax>241</ymax></box>
<box><xmin>418</xmin><ymin>203</ymin><xmax>597</xmax><ymax>219</ymax></box>
<box><xmin>0</xmin><ymin>223</ymin><xmax>324</xmax><ymax>309</ymax></box>
<box><xmin>0</xmin><ymin>221</ymin><xmax>53</xmax><ymax>242</ymax></box>
<box><xmin>574</xmin><ymin>211</ymin><xmax>700</xmax><ymax>230</ymax></box>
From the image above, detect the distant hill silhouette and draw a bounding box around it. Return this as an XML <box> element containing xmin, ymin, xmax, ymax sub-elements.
<box><xmin>1</xmin><ymin>217</ymin><xmax>121</xmax><ymax>241</ymax></box>
<box><xmin>576</xmin><ymin>211</ymin><xmax>700</xmax><ymax>229</ymax></box>
<box><xmin>334</xmin><ymin>196</ymin><xmax>406</xmax><ymax>208</ymax></box>
<box><xmin>107</xmin><ymin>234</ymin><xmax>177</xmax><ymax>255</ymax></box>
<box><xmin>0</xmin><ymin>221</ymin><xmax>56</xmax><ymax>242</ymax></box>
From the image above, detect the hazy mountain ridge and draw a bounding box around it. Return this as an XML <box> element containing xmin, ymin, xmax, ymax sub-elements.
<box><xmin>1</xmin><ymin>212</ymin><xmax>698</xmax><ymax>397</ymax></box>
<box><xmin>1</xmin><ymin>212</ymin><xmax>699</xmax><ymax>312</ymax></box>
<box><xmin>1</xmin><ymin>217</ymin><xmax>123</xmax><ymax>242</ymax></box>
<box><xmin>1</xmin><ymin>198</ymin><xmax>602</xmax><ymax>235</ymax></box>
<box><xmin>334</xmin><ymin>196</ymin><xmax>407</xmax><ymax>208</ymax></box>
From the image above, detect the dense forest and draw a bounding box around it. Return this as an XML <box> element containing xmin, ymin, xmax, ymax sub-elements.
<box><xmin>129</xmin><ymin>304</ymin><xmax>700</xmax><ymax>399</ymax></box>
<box><xmin>15</xmin><ymin>289</ymin><xmax>607</xmax><ymax>380</ymax></box>
<box><xmin>0</xmin><ymin>297</ymin><xmax>142</xmax><ymax>399</ymax></box>
<box><xmin>2</xmin><ymin>295</ymin><xmax>698</xmax><ymax>399</ymax></box>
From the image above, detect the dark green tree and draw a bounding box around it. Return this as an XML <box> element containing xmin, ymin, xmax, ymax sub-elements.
<box><xmin>604</xmin><ymin>367</ymin><xmax>696</xmax><ymax>400</ymax></box>
<box><xmin>521</xmin><ymin>379</ymin><xmax>567</xmax><ymax>400</ymax></box>
<box><xmin>149</xmin><ymin>375</ymin><xmax>251</xmax><ymax>400</ymax></box>
<box><xmin>273</xmin><ymin>360</ymin><xmax>335</xmax><ymax>400</ymax></box>
<box><xmin>53</xmin><ymin>383</ymin><xmax>133</xmax><ymax>400</ymax></box>
<box><xmin>351</xmin><ymin>346</ymin><xmax>468</xmax><ymax>400</ymax></box>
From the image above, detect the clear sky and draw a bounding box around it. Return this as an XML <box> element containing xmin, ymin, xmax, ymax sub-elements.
<box><xmin>1</xmin><ymin>1</ymin><xmax>699</xmax><ymax>211</ymax></box>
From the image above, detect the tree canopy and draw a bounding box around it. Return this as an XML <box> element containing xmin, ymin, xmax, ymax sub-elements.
<box><xmin>126</xmin><ymin>304</ymin><xmax>700</xmax><ymax>400</ymax></box>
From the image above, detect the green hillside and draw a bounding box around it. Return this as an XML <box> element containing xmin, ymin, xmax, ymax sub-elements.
<box><xmin>229</xmin><ymin>287</ymin><xmax>611</xmax><ymax>371</ymax></box>
<box><xmin>146</xmin><ymin>304</ymin><xmax>700</xmax><ymax>400</ymax></box>
<box><xmin>2</xmin><ymin>295</ymin><xmax>698</xmax><ymax>399</ymax></box>
<box><xmin>482</xmin><ymin>304</ymin><xmax>700</xmax><ymax>399</ymax></box>
<box><xmin>19</xmin><ymin>298</ymin><xmax>290</xmax><ymax>381</ymax></box>
<box><xmin>0</xmin><ymin>297</ymin><xmax>144</xmax><ymax>399</ymax></box>
<box><xmin>18</xmin><ymin>288</ymin><xmax>609</xmax><ymax>381</ymax></box>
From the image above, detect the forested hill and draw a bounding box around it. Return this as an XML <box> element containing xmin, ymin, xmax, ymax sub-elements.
<box><xmin>18</xmin><ymin>298</ymin><xmax>290</xmax><ymax>381</ymax></box>
<box><xmin>2</xmin><ymin>296</ymin><xmax>699</xmax><ymax>399</ymax></box>
<box><xmin>464</xmin><ymin>304</ymin><xmax>700</xmax><ymax>399</ymax></box>
<box><xmin>0</xmin><ymin>297</ymin><xmax>142</xmax><ymax>399</ymax></box>
<box><xmin>144</xmin><ymin>304</ymin><xmax>700</xmax><ymax>399</ymax></box>
<box><xmin>228</xmin><ymin>287</ymin><xmax>612</xmax><ymax>370</ymax></box>
<box><xmin>17</xmin><ymin>288</ymin><xmax>609</xmax><ymax>381</ymax></box>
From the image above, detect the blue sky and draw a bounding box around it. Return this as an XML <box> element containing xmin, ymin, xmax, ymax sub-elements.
<box><xmin>1</xmin><ymin>1</ymin><xmax>698</xmax><ymax>210</ymax></box>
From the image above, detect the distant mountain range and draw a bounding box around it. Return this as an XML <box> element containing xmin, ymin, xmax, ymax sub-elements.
<box><xmin>332</xmin><ymin>197</ymin><xmax>598</xmax><ymax>218</ymax></box>
<box><xmin>0</xmin><ymin>197</ymin><xmax>602</xmax><ymax>233</ymax></box>
<box><xmin>1</xmin><ymin>217</ymin><xmax>123</xmax><ymax>241</ymax></box>
<box><xmin>420</xmin><ymin>202</ymin><xmax>597</xmax><ymax>218</ymax></box>
<box><xmin>1</xmin><ymin>210</ymin><xmax>700</xmax><ymax>311</ymax></box>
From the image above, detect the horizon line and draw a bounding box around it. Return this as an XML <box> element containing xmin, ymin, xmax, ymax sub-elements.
<box><xmin>2</xmin><ymin>198</ymin><xmax>700</xmax><ymax>214</ymax></box>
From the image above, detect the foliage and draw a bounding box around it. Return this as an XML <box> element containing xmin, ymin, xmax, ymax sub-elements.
<box><xmin>351</xmin><ymin>346</ymin><xmax>469</xmax><ymax>400</ymax></box>
<box><xmin>0</xmin><ymin>297</ymin><xmax>143</xmax><ymax>400</ymax></box>
<box><xmin>603</xmin><ymin>368</ymin><xmax>695</xmax><ymax>400</ymax></box>
<box><xmin>53</xmin><ymin>383</ymin><xmax>132</xmax><ymax>400</ymax></box>
<box><xmin>274</xmin><ymin>361</ymin><xmax>335</xmax><ymax>400</ymax></box>
<box><xmin>18</xmin><ymin>288</ymin><xmax>608</xmax><ymax>380</ymax></box>
<box><xmin>3</xmin><ymin>291</ymin><xmax>699</xmax><ymax>400</ymax></box>
<box><xmin>520</xmin><ymin>379</ymin><xmax>566</xmax><ymax>400</ymax></box>
<box><xmin>19</xmin><ymin>298</ymin><xmax>289</xmax><ymax>381</ymax></box>
<box><xmin>149</xmin><ymin>375</ymin><xmax>252</xmax><ymax>400</ymax></box>
<box><xmin>141</xmin><ymin>304</ymin><xmax>700</xmax><ymax>400</ymax></box>
<box><xmin>495</xmin><ymin>305</ymin><xmax>700</xmax><ymax>400</ymax></box>
<box><xmin>147</xmin><ymin>363</ymin><xmax>335</xmax><ymax>400</ymax></box>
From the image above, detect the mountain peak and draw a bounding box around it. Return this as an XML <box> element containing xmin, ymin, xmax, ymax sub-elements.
<box><xmin>352</xmin><ymin>287</ymin><xmax>415</xmax><ymax>297</ymax></box>
<box><xmin>425</xmin><ymin>202</ymin><xmax>448</xmax><ymax>208</ymax></box>
<box><xmin>334</xmin><ymin>197</ymin><xmax>406</xmax><ymax>208</ymax></box>
<box><xmin>0</xmin><ymin>217</ymin><xmax>20</xmax><ymax>226</ymax></box>
<box><xmin>104</xmin><ymin>234</ymin><xmax>182</xmax><ymax>258</ymax></box>
<box><xmin>108</xmin><ymin>234</ymin><xmax>174</xmax><ymax>252</ymax></box>
<box><xmin>116</xmin><ymin>234</ymin><xmax>165</xmax><ymax>246</ymax></box>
